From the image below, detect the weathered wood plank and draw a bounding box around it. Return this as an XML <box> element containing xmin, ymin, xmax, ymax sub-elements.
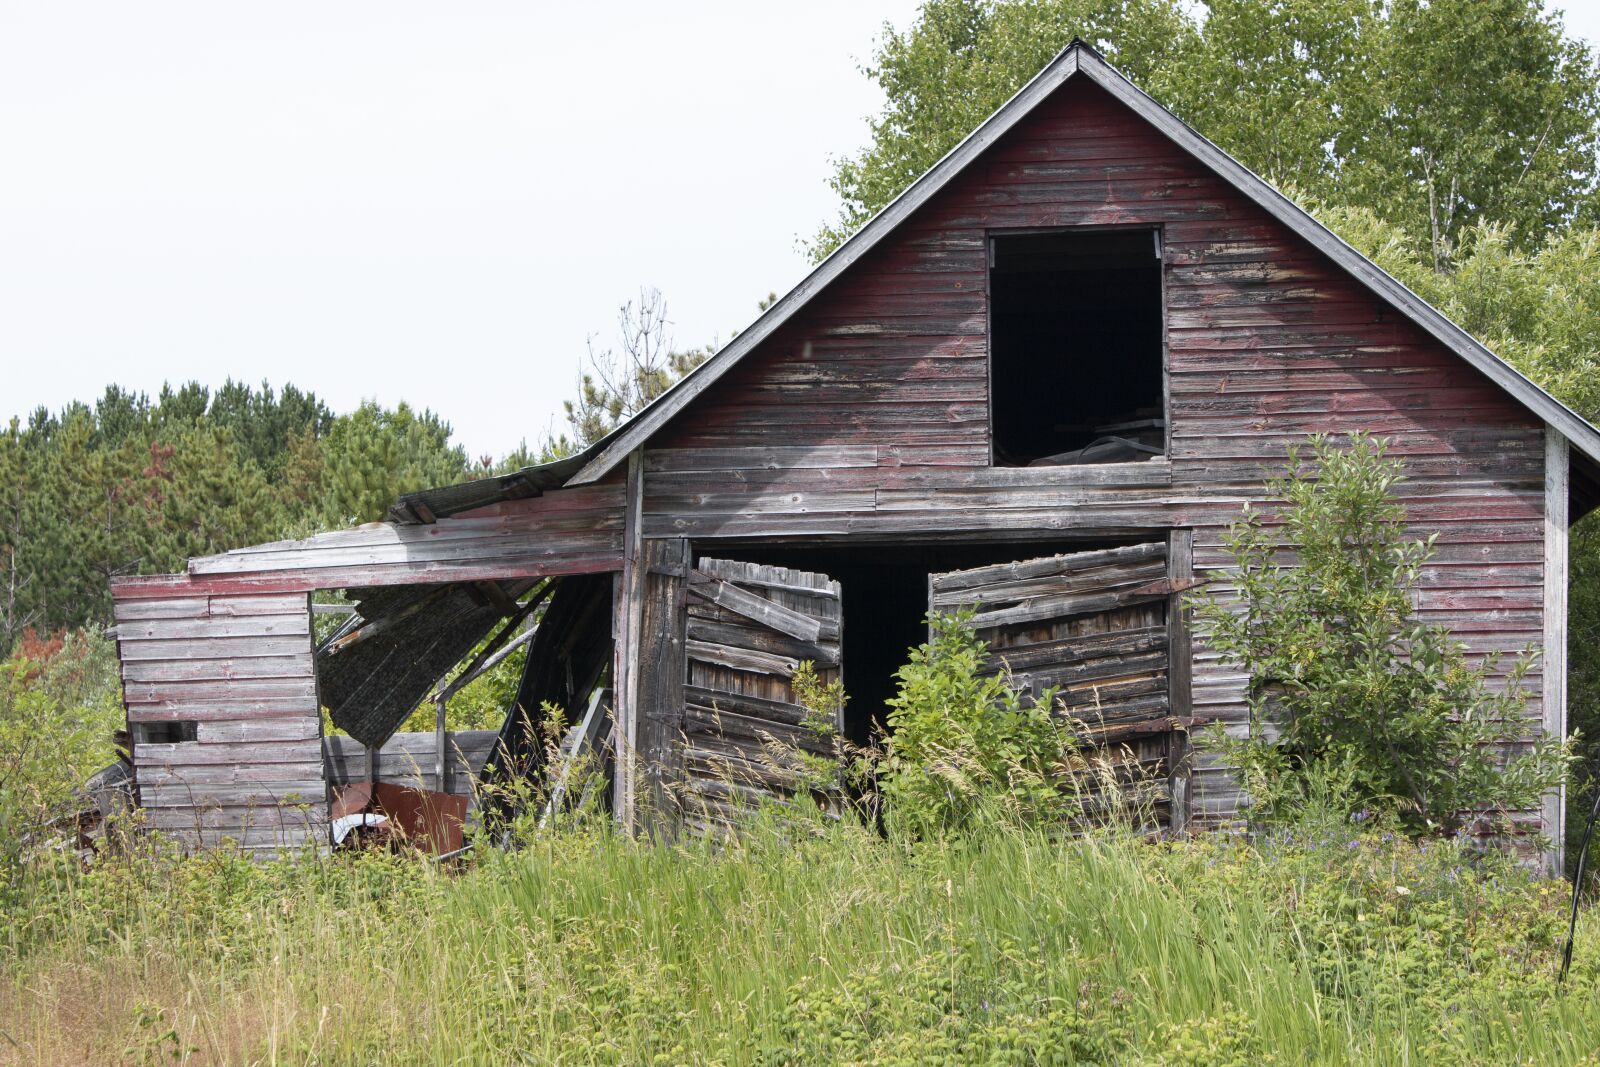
<box><xmin>1543</xmin><ymin>430</ymin><xmax>1569</xmax><ymax>871</ymax></box>
<box><xmin>117</xmin><ymin>635</ymin><xmax>317</xmax><ymax>661</ymax></box>
<box><xmin>140</xmin><ymin>780</ymin><xmax>328</xmax><ymax>805</ymax></box>
<box><xmin>138</xmin><ymin>761</ymin><xmax>327</xmax><ymax>787</ymax></box>
<box><xmin>687</xmin><ymin>575</ymin><xmax>832</xmax><ymax>643</ymax></box>
<box><xmin>931</xmin><ymin>543</ymin><xmax>1167</xmax><ymax>594</ymax></box>
<box><xmin>116</xmin><ymin>614</ymin><xmax>310</xmax><ymax>641</ymax></box>
<box><xmin>686</xmin><ymin>617</ymin><xmax>840</xmax><ymax>668</ymax></box>
<box><xmin>968</xmin><ymin>581</ymin><xmax>1183</xmax><ymax>632</ymax></box>
<box><xmin>1168</xmin><ymin>529</ymin><xmax>1196</xmax><ymax>833</ymax></box>
<box><xmin>122</xmin><ymin>677</ymin><xmax>319</xmax><ymax>706</ymax></box>
<box><xmin>112</xmin><ymin>553</ymin><xmax>622</xmax><ymax>598</ymax></box>
<box><xmin>686</xmin><ymin>639</ymin><xmax>802</xmax><ymax>679</ymax></box>
<box><xmin>112</xmin><ymin>594</ymin><xmax>308</xmax><ymax>621</ymax></box>
<box><xmin>136</xmin><ymin>739</ymin><xmax>323</xmax><ymax>767</ymax></box>
<box><xmin>121</xmin><ymin>654</ymin><xmax>313</xmax><ymax>683</ymax></box>
<box><xmin>636</xmin><ymin>537</ymin><xmax>691</xmax><ymax>834</ymax></box>
<box><xmin>931</xmin><ymin>558</ymin><xmax>1167</xmax><ymax>609</ymax></box>
<box><xmin>614</xmin><ymin>449</ymin><xmax>646</xmax><ymax>828</ymax></box>
<box><xmin>983</xmin><ymin>626</ymin><xmax>1166</xmax><ymax>673</ymax></box>
<box><xmin>197</xmin><ymin>718</ymin><xmax>321</xmax><ymax>744</ymax></box>
<box><xmin>645</xmin><ymin>445</ymin><xmax>879</xmax><ymax>473</ymax></box>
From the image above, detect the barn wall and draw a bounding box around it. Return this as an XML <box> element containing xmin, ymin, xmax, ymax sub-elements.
<box><xmin>114</xmin><ymin>590</ymin><xmax>328</xmax><ymax>855</ymax></box>
<box><xmin>639</xmin><ymin>77</ymin><xmax>1547</xmax><ymax>827</ymax></box>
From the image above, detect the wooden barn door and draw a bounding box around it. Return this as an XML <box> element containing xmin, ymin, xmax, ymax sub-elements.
<box><xmin>678</xmin><ymin>557</ymin><xmax>843</xmax><ymax>834</ymax></box>
<box><xmin>928</xmin><ymin>540</ymin><xmax>1191</xmax><ymax>829</ymax></box>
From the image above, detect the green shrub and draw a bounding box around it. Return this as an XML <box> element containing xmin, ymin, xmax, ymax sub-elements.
<box><xmin>878</xmin><ymin>610</ymin><xmax>1070</xmax><ymax>840</ymax></box>
<box><xmin>1192</xmin><ymin>434</ymin><xmax>1570</xmax><ymax>834</ymax></box>
<box><xmin>0</xmin><ymin>627</ymin><xmax>122</xmax><ymax>912</ymax></box>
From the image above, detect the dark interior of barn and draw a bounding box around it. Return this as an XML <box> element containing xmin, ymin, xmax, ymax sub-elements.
<box><xmin>989</xmin><ymin>228</ymin><xmax>1165</xmax><ymax>466</ymax></box>
<box><xmin>705</xmin><ymin>538</ymin><xmax>1130</xmax><ymax>743</ymax></box>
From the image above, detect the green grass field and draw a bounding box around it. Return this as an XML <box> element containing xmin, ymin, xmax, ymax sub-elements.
<box><xmin>5</xmin><ymin>808</ymin><xmax>1600</xmax><ymax>1066</ymax></box>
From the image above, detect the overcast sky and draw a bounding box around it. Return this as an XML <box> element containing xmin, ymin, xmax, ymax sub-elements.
<box><xmin>3</xmin><ymin>2</ymin><xmax>1598</xmax><ymax>461</ymax></box>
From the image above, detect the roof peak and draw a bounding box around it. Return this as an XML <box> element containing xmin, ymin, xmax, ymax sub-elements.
<box><xmin>554</xmin><ymin>40</ymin><xmax>1600</xmax><ymax>487</ymax></box>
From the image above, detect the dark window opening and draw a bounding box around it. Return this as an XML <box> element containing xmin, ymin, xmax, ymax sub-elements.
<box><xmin>989</xmin><ymin>228</ymin><xmax>1165</xmax><ymax>466</ymax></box>
<box><xmin>133</xmin><ymin>720</ymin><xmax>198</xmax><ymax>745</ymax></box>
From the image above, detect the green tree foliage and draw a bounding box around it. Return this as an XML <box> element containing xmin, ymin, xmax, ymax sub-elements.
<box><xmin>314</xmin><ymin>401</ymin><xmax>468</xmax><ymax>525</ymax></box>
<box><xmin>0</xmin><ymin>382</ymin><xmax>468</xmax><ymax>646</ymax></box>
<box><xmin>811</xmin><ymin>0</ymin><xmax>1600</xmax><ymax>270</ymax></box>
<box><xmin>1192</xmin><ymin>434</ymin><xmax>1571</xmax><ymax>833</ymax></box>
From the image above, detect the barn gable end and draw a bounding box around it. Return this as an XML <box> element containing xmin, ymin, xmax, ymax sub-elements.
<box><xmin>620</xmin><ymin>71</ymin><xmax>1551</xmax><ymax>832</ymax></box>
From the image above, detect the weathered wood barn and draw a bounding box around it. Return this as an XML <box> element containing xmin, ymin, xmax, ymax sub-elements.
<box><xmin>110</xmin><ymin>42</ymin><xmax>1600</xmax><ymax>864</ymax></box>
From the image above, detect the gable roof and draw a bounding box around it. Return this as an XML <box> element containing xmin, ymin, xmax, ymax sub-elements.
<box><xmin>551</xmin><ymin>39</ymin><xmax>1600</xmax><ymax>493</ymax></box>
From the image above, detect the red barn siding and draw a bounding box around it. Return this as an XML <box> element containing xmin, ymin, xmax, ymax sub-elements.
<box><xmin>640</xmin><ymin>77</ymin><xmax>1547</xmax><ymax>823</ymax></box>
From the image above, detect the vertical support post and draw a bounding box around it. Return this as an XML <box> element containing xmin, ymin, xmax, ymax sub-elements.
<box><xmin>1167</xmin><ymin>528</ymin><xmax>1195</xmax><ymax>835</ymax></box>
<box><xmin>612</xmin><ymin>449</ymin><xmax>646</xmax><ymax>831</ymax></box>
<box><xmin>635</xmin><ymin>537</ymin><xmax>691</xmax><ymax>838</ymax></box>
<box><xmin>1544</xmin><ymin>428</ymin><xmax>1570</xmax><ymax>874</ymax></box>
<box><xmin>434</xmin><ymin>692</ymin><xmax>450</xmax><ymax>796</ymax></box>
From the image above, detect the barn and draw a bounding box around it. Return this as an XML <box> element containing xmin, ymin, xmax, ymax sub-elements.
<box><xmin>108</xmin><ymin>42</ymin><xmax>1600</xmax><ymax>866</ymax></box>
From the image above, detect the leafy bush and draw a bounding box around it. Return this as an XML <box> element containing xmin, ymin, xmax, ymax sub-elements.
<box><xmin>878</xmin><ymin>610</ymin><xmax>1070</xmax><ymax>839</ymax></box>
<box><xmin>1192</xmin><ymin>434</ymin><xmax>1570</xmax><ymax>834</ymax></box>
<box><xmin>0</xmin><ymin>627</ymin><xmax>123</xmax><ymax>910</ymax></box>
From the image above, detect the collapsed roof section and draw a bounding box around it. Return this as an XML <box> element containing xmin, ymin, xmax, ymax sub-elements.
<box><xmin>316</xmin><ymin>578</ymin><xmax>537</xmax><ymax>747</ymax></box>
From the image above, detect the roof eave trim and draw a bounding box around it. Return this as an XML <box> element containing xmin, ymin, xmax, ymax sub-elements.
<box><xmin>565</xmin><ymin>45</ymin><xmax>1083</xmax><ymax>485</ymax></box>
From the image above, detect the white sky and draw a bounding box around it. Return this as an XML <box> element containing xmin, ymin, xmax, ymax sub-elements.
<box><xmin>3</xmin><ymin>2</ymin><xmax>1597</xmax><ymax>461</ymax></box>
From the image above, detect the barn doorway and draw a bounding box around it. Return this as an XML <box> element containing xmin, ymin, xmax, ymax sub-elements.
<box><xmin>700</xmin><ymin>539</ymin><xmax>1135</xmax><ymax>743</ymax></box>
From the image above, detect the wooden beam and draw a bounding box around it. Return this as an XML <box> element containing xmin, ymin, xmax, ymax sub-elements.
<box><xmin>1544</xmin><ymin>428</ymin><xmax>1570</xmax><ymax>874</ymax></box>
<box><xmin>1167</xmin><ymin>529</ymin><xmax>1195</xmax><ymax>835</ymax></box>
<box><xmin>110</xmin><ymin>554</ymin><xmax>620</xmax><ymax>599</ymax></box>
<box><xmin>612</xmin><ymin>449</ymin><xmax>646</xmax><ymax>830</ymax></box>
<box><xmin>686</xmin><ymin>574</ymin><xmax>829</xmax><ymax>643</ymax></box>
<box><xmin>635</xmin><ymin>538</ymin><xmax>691</xmax><ymax>838</ymax></box>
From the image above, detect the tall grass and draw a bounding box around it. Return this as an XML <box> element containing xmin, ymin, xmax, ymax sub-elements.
<box><xmin>4</xmin><ymin>807</ymin><xmax>1600</xmax><ymax>1065</ymax></box>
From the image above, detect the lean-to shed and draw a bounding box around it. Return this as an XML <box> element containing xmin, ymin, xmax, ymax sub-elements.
<box><xmin>110</xmin><ymin>42</ymin><xmax>1600</xmax><ymax>865</ymax></box>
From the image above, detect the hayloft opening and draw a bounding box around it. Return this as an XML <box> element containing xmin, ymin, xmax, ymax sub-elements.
<box><xmin>989</xmin><ymin>228</ymin><xmax>1165</xmax><ymax>466</ymax></box>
